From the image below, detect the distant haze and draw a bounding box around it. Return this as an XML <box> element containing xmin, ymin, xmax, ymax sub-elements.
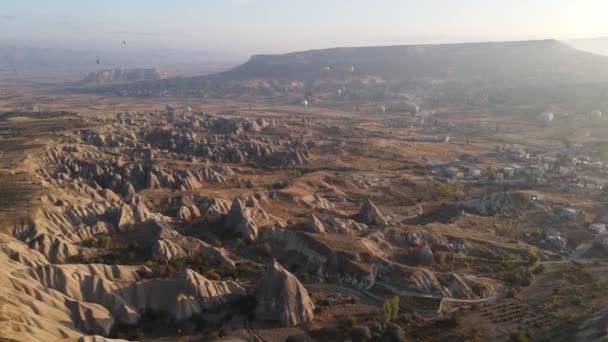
<box><xmin>1</xmin><ymin>0</ymin><xmax>607</xmax><ymax>56</ymax></box>
<box><xmin>566</xmin><ymin>37</ymin><xmax>608</xmax><ymax>56</ymax></box>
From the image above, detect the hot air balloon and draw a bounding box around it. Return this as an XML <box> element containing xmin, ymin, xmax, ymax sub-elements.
<box><xmin>349</xmin><ymin>66</ymin><xmax>355</xmax><ymax>72</ymax></box>
<box><xmin>406</xmin><ymin>103</ymin><xmax>420</xmax><ymax>115</ymax></box>
<box><xmin>380</xmin><ymin>106</ymin><xmax>386</xmax><ymax>114</ymax></box>
<box><xmin>323</xmin><ymin>66</ymin><xmax>331</xmax><ymax>72</ymax></box>
<box><xmin>337</xmin><ymin>89</ymin><xmax>342</xmax><ymax>96</ymax></box>
<box><xmin>537</xmin><ymin>111</ymin><xmax>554</xmax><ymax>126</ymax></box>
<box><xmin>301</xmin><ymin>99</ymin><xmax>309</xmax><ymax>107</ymax></box>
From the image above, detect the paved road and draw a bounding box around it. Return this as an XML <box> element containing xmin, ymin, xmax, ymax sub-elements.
<box><xmin>376</xmin><ymin>281</ymin><xmax>501</xmax><ymax>304</ymax></box>
<box><xmin>305</xmin><ymin>281</ymin><xmax>501</xmax><ymax>319</ymax></box>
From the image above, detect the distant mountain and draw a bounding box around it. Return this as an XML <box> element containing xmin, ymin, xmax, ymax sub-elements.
<box><xmin>0</xmin><ymin>43</ymin><xmax>243</xmax><ymax>81</ymax></box>
<box><xmin>228</xmin><ymin>39</ymin><xmax>608</xmax><ymax>83</ymax></box>
<box><xmin>91</xmin><ymin>39</ymin><xmax>608</xmax><ymax>91</ymax></box>
<box><xmin>76</xmin><ymin>39</ymin><xmax>608</xmax><ymax>112</ymax></box>
<box><xmin>79</xmin><ymin>68</ymin><xmax>162</xmax><ymax>85</ymax></box>
<box><xmin>565</xmin><ymin>37</ymin><xmax>608</xmax><ymax>56</ymax></box>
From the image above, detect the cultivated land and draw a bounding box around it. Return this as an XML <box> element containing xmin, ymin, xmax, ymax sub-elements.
<box><xmin>1</xmin><ymin>39</ymin><xmax>608</xmax><ymax>342</ymax></box>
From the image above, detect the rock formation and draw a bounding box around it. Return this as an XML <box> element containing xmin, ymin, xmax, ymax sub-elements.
<box><xmin>355</xmin><ymin>198</ymin><xmax>388</xmax><ymax>226</ymax></box>
<box><xmin>305</xmin><ymin>214</ymin><xmax>326</xmax><ymax>234</ymax></box>
<box><xmin>254</xmin><ymin>260</ymin><xmax>315</xmax><ymax>326</ymax></box>
<box><xmin>224</xmin><ymin>198</ymin><xmax>258</xmax><ymax>241</ymax></box>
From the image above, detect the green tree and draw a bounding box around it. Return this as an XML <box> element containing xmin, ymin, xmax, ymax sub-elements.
<box><xmin>381</xmin><ymin>296</ymin><xmax>400</xmax><ymax>324</ymax></box>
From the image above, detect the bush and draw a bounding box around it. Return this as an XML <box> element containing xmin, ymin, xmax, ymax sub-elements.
<box><xmin>510</xmin><ymin>329</ymin><xmax>532</xmax><ymax>342</ymax></box>
<box><xmin>257</xmin><ymin>242</ymin><xmax>272</xmax><ymax>256</ymax></box>
<box><xmin>345</xmin><ymin>315</ymin><xmax>358</xmax><ymax>328</ymax></box>
<box><xmin>236</xmin><ymin>263</ymin><xmax>258</xmax><ymax>277</ymax></box>
<box><xmin>469</xmin><ymin>326</ymin><xmax>481</xmax><ymax>341</ymax></box>
<box><xmin>97</xmin><ymin>236</ymin><xmax>112</xmax><ymax>249</ymax></box>
<box><xmin>299</xmin><ymin>272</ymin><xmax>311</xmax><ymax>283</ymax></box>
<box><xmin>380</xmin><ymin>296</ymin><xmax>400</xmax><ymax>324</ymax></box>
<box><xmin>350</xmin><ymin>325</ymin><xmax>372</xmax><ymax>342</ymax></box>
<box><xmin>205</xmin><ymin>270</ymin><xmax>221</xmax><ymax>280</ymax></box>
<box><xmin>437</xmin><ymin>313</ymin><xmax>462</xmax><ymax>329</ymax></box>
<box><xmin>383</xmin><ymin>323</ymin><xmax>405</xmax><ymax>342</ymax></box>
<box><xmin>435</xmin><ymin>251</ymin><xmax>448</xmax><ymax>265</ymax></box>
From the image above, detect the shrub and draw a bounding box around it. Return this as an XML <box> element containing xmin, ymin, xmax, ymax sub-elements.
<box><xmin>383</xmin><ymin>323</ymin><xmax>405</xmax><ymax>342</ymax></box>
<box><xmin>510</xmin><ymin>329</ymin><xmax>531</xmax><ymax>342</ymax></box>
<box><xmin>345</xmin><ymin>315</ymin><xmax>358</xmax><ymax>328</ymax></box>
<box><xmin>257</xmin><ymin>242</ymin><xmax>272</xmax><ymax>256</ymax></box>
<box><xmin>435</xmin><ymin>251</ymin><xmax>448</xmax><ymax>265</ymax></box>
<box><xmin>299</xmin><ymin>272</ymin><xmax>311</xmax><ymax>283</ymax></box>
<box><xmin>237</xmin><ymin>264</ymin><xmax>258</xmax><ymax>276</ymax></box>
<box><xmin>350</xmin><ymin>325</ymin><xmax>372</xmax><ymax>342</ymax></box>
<box><xmin>205</xmin><ymin>270</ymin><xmax>221</xmax><ymax>281</ymax></box>
<box><xmin>451</xmin><ymin>313</ymin><xmax>462</xmax><ymax>328</ymax></box>
<box><xmin>98</xmin><ymin>236</ymin><xmax>112</xmax><ymax>249</ymax></box>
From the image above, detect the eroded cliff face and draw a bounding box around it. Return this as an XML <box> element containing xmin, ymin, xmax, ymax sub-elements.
<box><xmin>254</xmin><ymin>260</ymin><xmax>315</xmax><ymax>326</ymax></box>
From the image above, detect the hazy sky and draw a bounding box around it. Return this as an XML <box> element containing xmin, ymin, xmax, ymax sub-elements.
<box><xmin>1</xmin><ymin>0</ymin><xmax>607</xmax><ymax>56</ymax></box>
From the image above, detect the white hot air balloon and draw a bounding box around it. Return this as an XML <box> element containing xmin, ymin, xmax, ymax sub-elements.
<box><xmin>323</xmin><ymin>66</ymin><xmax>331</xmax><ymax>72</ymax></box>
<box><xmin>349</xmin><ymin>66</ymin><xmax>355</xmax><ymax>72</ymax></box>
<box><xmin>301</xmin><ymin>99</ymin><xmax>309</xmax><ymax>107</ymax></box>
<box><xmin>537</xmin><ymin>111</ymin><xmax>554</xmax><ymax>126</ymax></box>
<box><xmin>337</xmin><ymin>89</ymin><xmax>342</xmax><ymax>96</ymax></box>
<box><xmin>380</xmin><ymin>106</ymin><xmax>386</xmax><ymax>114</ymax></box>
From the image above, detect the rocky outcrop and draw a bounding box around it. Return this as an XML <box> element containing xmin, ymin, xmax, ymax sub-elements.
<box><xmin>176</xmin><ymin>205</ymin><xmax>200</xmax><ymax>221</ymax></box>
<box><xmin>327</xmin><ymin>217</ymin><xmax>368</xmax><ymax>233</ymax></box>
<box><xmin>414</xmin><ymin>245</ymin><xmax>435</xmax><ymax>266</ymax></box>
<box><xmin>354</xmin><ymin>199</ymin><xmax>387</xmax><ymax>226</ymax></box>
<box><xmin>224</xmin><ymin>198</ymin><xmax>258</xmax><ymax>241</ymax></box>
<box><xmin>26</xmin><ymin>264</ymin><xmax>245</xmax><ymax>323</ymax></box>
<box><xmin>380</xmin><ymin>262</ymin><xmax>499</xmax><ymax>299</ymax></box>
<box><xmin>254</xmin><ymin>260</ymin><xmax>314</xmax><ymax>326</ymax></box>
<box><xmin>305</xmin><ymin>214</ymin><xmax>326</xmax><ymax>234</ymax></box>
<box><xmin>150</xmin><ymin>225</ymin><xmax>235</xmax><ymax>267</ymax></box>
<box><xmin>260</xmin><ymin>227</ymin><xmax>375</xmax><ymax>290</ymax></box>
<box><xmin>114</xmin><ymin>201</ymin><xmax>165</xmax><ymax>232</ymax></box>
<box><xmin>201</xmin><ymin>198</ymin><xmax>231</xmax><ymax>220</ymax></box>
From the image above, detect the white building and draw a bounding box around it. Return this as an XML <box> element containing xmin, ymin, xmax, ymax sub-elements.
<box><xmin>558</xmin><ymin>207</ymin><xmax>584</xmax><ymax>221</ymax></box>
<box><xmin>544</xmin><ymin>229</ymin><xmax>567</xmax><ymax>249</ymax></box>
<box><xmin>415</xmin><ymin>135</ymin><xmax>450</xmax><ymax>143</ymax></box>
<box><xmin>588</xmin><ymin>223</ymin><xmax>606</xmax><ymax>234</ymax></box>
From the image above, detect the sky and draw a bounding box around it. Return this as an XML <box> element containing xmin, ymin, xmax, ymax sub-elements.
<box><xmin>1</xmin><ymin>0</ymin><xmax>607</xmax><ymax>57</ymax></box>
